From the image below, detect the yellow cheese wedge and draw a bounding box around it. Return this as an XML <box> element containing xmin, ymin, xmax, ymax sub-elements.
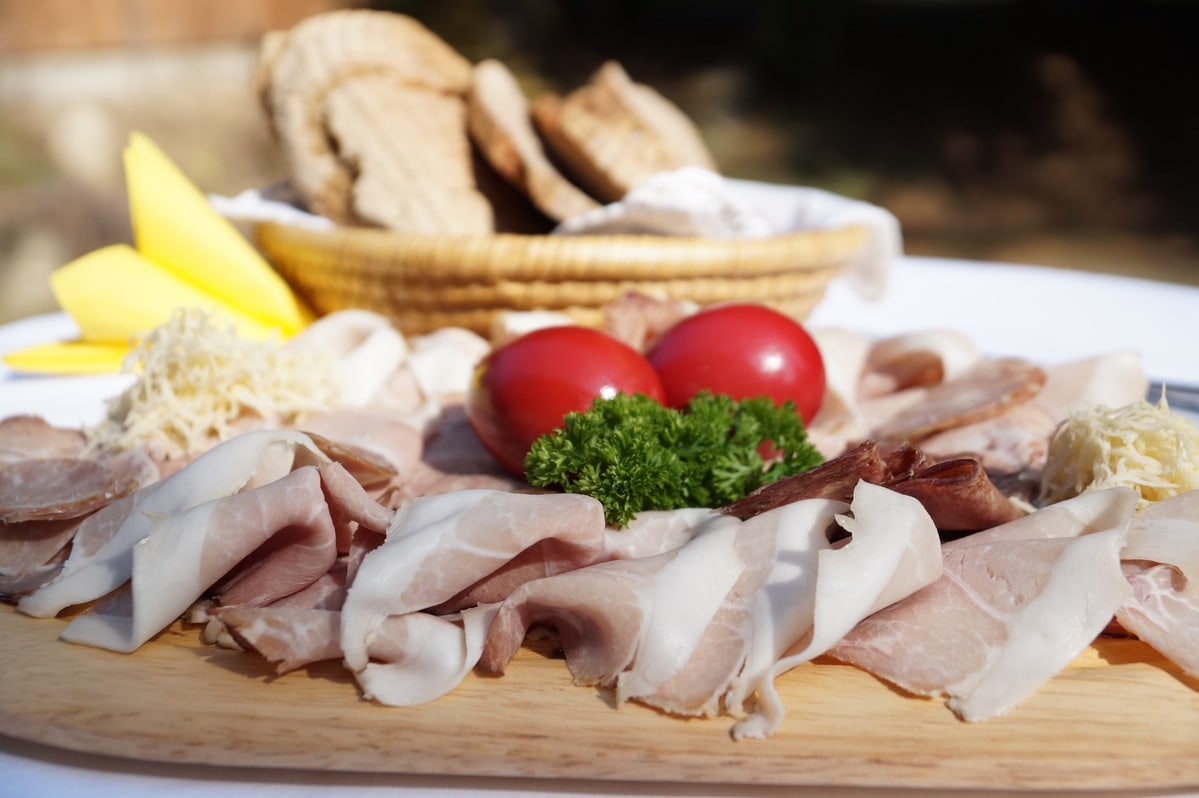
<box><xmin>48</xmin><ymin>244</ymin><xmax>282</xmax><ymax>344</ymax></box>
<box><xmin>123</xmin><ymin>132</ymin><xmax>313</xmax><ymax>333</ymax></box>
<box><xmin>2</xmin><ymin>341</ymin><xmax>128</xmax><ymax>375</ymax></box>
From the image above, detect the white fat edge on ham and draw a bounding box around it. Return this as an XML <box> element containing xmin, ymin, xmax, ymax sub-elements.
<box><xmin>828</xmin><ymin>489</ymin><xmax>1138</xmax><ymax>723</ymax></box>
<box><xmin>602</xmin><ymin>507</ymin><xmax>724</xmax><ymax>560</ymax></box>
<box><xmin>18</xmin><ymin>429</ymin><xmax>329</xmax><ymax>619</ymax></box>
<box><xmin>807</xmin><ymin>328</ymin><xmax>871</xmax><ymax>454</ymax></box>
<box><xmin>948</xmin><ymin>486</ymin><xmax>1139</xmax><ymax>547</ymax></box>
<box><xmin>285</xmin><ymin>310</ymin><xmax>409</xmax><ymax>408</ymax></box>
<box><xmin>1121</xmin><ymin>490</ymin><xmax>1199</xmax><ymax>580</ymax></box>
<box><xmin>60</xmin><ymin>450</ymin><xmax>344</xmax><ymax>653</ymax></box>
<box><xmin>730</xmin><ymin>481</ymin><xmax>942</xmax><ymax>740</ymax></box>
<box><xmin>1116</xmin><ymin>489</ymin><xmax>1199</xmax><ymax>677</ymax></box>
<box><xmin>405</xmin><ymin>327</ymin><xmax>491</xmax><ymax>400</ymax></box>
<box><xmin>475</xmin><ymin>511</ymin><xmax>754</xmax><ymax>715</ymax></box>
<box><xmin>944</xmin><ymin>527</ymin><xmax>1130</xmax><ymax>721</ymax></box>
<box><xmin>355</xmin><ymin>604</ymin><xmax>501</xmax><ymax>706</ymax></box>
<box><xmin>612</xmin><ymin>515</ymin><xmax>747</xmax><ymax>708</ymax></box>
<box><xmin>1037</xmin><ymin>350</ymin><xmax>1147</xmax><ymax>417</ymax></box>
<box><xmin>722</xmin><ymin>499</ymin><xmax>848</xmax><ymax>717</ymax></box>
<box><xmin>339</xmin><ymin>489</ymin><xmax>607</xmax><ymax>675</ymax></box>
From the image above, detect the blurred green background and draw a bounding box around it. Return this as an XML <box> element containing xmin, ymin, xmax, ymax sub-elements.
<box><xmin>1</xmin><ymin>0</ymin><xmax>1196</xmax><ymax>324</ymax></box>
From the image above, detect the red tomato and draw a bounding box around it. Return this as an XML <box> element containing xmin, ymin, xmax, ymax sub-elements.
<box><xmin>466</xmin><ymin>326</ymin><xmax>666</xmax><ymax>476</ymax></box>
<box><xmin>646</xmin><ymin>303</ymin><xmax>826</xmax><ymax>422</ymax></box>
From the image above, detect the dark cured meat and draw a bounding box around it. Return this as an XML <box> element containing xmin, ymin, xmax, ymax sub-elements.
<box><xmin>721</xmin><ymin>440</ymin><xmax>1024</xmax><ymax>533</ymax></box>
<box><xmin>721</xmin><ymin>440</ymin><xmax>895</xmax><ymax>518</ymax></box>
<box><xmin>886</xmin><ymin>458</ymin><xmax>1027</xmax><ymax>532</ymax></box>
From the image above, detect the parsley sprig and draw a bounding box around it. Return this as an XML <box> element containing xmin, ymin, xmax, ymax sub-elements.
<box><xmin>523</xmin><ymin>392</ymin><xmax>824</xmax><ymax>527</ymax></box>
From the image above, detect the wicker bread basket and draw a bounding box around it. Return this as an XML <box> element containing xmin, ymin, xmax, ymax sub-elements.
<box><xmin>255</xmin><ymin>222</ymin><xmax>868</xmax><ymax>337</ymax></box>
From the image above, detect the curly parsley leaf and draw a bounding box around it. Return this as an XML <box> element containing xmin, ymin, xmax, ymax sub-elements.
<box><xmin>523</xmin><ymin>392</ymin><xmax>823</xmax><ymax>527</ymax></box>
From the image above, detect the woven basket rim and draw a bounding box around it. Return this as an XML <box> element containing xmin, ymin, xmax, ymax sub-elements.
<box><xmin>255</xmin><ymin>221</ymin><xmax>868</xmax><ymax>284</ymax></box>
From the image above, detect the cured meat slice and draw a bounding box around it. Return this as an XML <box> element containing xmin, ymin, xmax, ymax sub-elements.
<box><xmin>729</xmin><ymin>482</ymin><xmax>942</xmax><ymax>739</ymax></box>
<box><xmin>0</xmin><ymin>415</ymin><xmax>86</xmax><ymax>464</ymax></box>
<box><xmin>479</xmin><ymin>513</ymin><xmax>753</xmax><ymax>714</ymax></box>
<box><xmin>888</xmin><ymin>458</ymin><xmax>1026</xmax><ymax>532</ymax></box>
<box><xmin>61</xmin><ymin>463</ymin><xmax>339</xmax><ymax>652</ymax></box>
<box><xmin>861</xmin><ymin>329</ymin><xmax>981</xmax><ymax>397</ymax></box>
<box><xmin>723</xmin><ymin>440</ymin><xmax>1021</xmax><ymax>534</ymax></box>
<box><xmin>0</xmin><ymin>517</ymin><xmax>80</xmax><ymax>595</ymax></box>
<box><xmin>481</xmin><ymin>483</ymin><xmax>941</xmax><ymax>734</ymax></box>
<box><xmin>872</xmin><ymin>357</ymin><xmax>1046</xmax><ymax>443</ymax></box>
<box><xmin>1115</xmin><ymin>490</ymin><xmax>1199</xmax><ymax>677</ymax></box>
<box><xmin>0</xmin><ymin>448</ymin><xmax>157</xmax><ymax>524</ymax></box>
<box><xmin>828</xmin><ymin>490</ymin><xmax>1137</xmax><ymax>722</ymax></box>
<box><xmin>18</xmin><ymin>429</ymin><xmax>330</xmax><ymax>619</ymax></box>
<box><xmin>339</xmin><ymin>490</ymin><xmax>607</xmax><ymax>679</ymax></box>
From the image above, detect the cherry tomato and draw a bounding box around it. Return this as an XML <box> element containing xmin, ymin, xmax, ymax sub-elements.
<box><xmin>646</xmin><ymin>303</ymin><xmax>826</xmax><ymax>422</ymax></box>
<box><xmin>467</xmin><ymin>326</ymin><xmax>666</xmax><ymax>476</ymax></box>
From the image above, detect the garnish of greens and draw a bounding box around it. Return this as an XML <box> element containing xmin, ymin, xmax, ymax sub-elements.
<box><xmin>523</xmin><ymin>392</ymin><xmax>824</xmax><ymax>527</ymax></box>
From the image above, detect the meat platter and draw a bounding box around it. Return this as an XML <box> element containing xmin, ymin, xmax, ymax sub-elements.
<box><xmin>1</xmin><ymin>602</ymin><xmax>1195</xmax><ymax>791</ymax></box>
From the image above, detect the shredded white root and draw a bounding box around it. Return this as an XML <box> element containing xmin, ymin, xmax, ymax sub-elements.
<box><xmin>1039</xmin><ymin>394</ymin><xmax>1199</xmax><ymax>509</ymax></box>
<box><xmin>86</xmin><ymin>309</ymin><xmax>338</xmax><ymax>460</ymax></box>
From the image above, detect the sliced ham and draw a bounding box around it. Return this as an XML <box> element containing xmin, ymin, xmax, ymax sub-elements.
<box><xmin>216</xmin><ymin>606</ymin><xmax>342</xmax><ymax>672</ymax></box>
<box><xmin>481</xmin><ymin>483</ymin><xmax>941</xmax><ymax>736</ymax></box>
<box><xmin>479</xmin><ymin>513</ymin><xmax>753</xmax><ymax>713</ymax></box>
<box><xmin>0</xmin><ymin>517</ymin><xmax>80</xmax><ymax>595</ymax></box>
<box><xmin>1115</xmin><ymin>490</ymin><xmax>1199</xmax><ymax>677</ymax></box>
<box><xmin>827</xmin><ymin>489</ymin><xmax>1138</xmax><ymax>722</ymax></box>
<box><xmin>60</xmin><ymin>463</ymin><xmax>340</xmax><ymax>652</ymax></box>
<box><xmin>729</xmin><ymin>482</ymin><xmax>942</xmax><ymax>738</ymax></box>
<box><xmin>18</xmin><ymin>428</ymin><xmax>331</xmax><ymax>619</ymax></box>
<box><xmin>339</xmin><ymin>490</ymin><xmax>608</xmax><ymax>685</ymax></box>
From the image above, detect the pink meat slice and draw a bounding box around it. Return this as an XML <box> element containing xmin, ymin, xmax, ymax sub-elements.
<box><xmin>827</xmin><ymin>517</ymin><xmax>1131</xmax><ymax>721</ymax></box>
<box><xmin>0</xmin><ymin>516</ymin><xmax>81</xmax><ymax>587</ymax></box>
<box><xmin>209</xmin><ymin>470</ymin><xmax>340</xmax><ymax>609</ymax></box>
<box><xmin>480</xmin><ymin>554</ymin><xmax>671</xmax><ymax>685</ymax></box>
<box><xmin>0</xmin><ymin>450</ymin><xmax>156</xmax><ymax>524</ymax></box>
<box><xmin>339</xmin><ymin>490</ymin><xmax>607</xmax><ymax>675</ymax></box>
<box><xmin>0</xmin><ymin>416</ymin><xmax>86</xmax><ymax>464</ymax></box>
<box><xmin>872</xmin><ymin>357</ymin><xmax>1047</xmax><ymax>444</ymax></box>
<box><xmin>59</xmin><ymin>463</ymin><xmax>340</xmax><ymax>652</ymax></box>
<box><xmin>215</xmin><ymin>606</ymin><xmax>343</xmax><ymax>673</ymax></box>
<box><xmin>1117</xmin><ymin>564</ymin><xmax>1199</xmax><ymax>677</ymax></box>
<box><xmin>1115</xmin><ymin>490</ymin><xmax>1199</xmax><ymax>677</ymax></box>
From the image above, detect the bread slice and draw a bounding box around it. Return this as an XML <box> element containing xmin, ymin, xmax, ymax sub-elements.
<box><xmin>258</xmin><ymin>9</ymin><xmax>474</xmax><ymax>224</ymax></box>
<box><xmin>531</xmin><ymin>61</ymin><xmax>716</xmax><ymax>204</ymax></box>
<box><xmin>466</xmin><ymin>59</ymin><xmax>600</xmax><ymax>222</ymax></box>
<box><xmin>325</xmin><ymin>74</ymin><xmax>493</xmax><ymax>235</ymax></box>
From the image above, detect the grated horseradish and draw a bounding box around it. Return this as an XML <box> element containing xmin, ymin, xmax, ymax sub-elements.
<box><xmin>86</xmin><ymin>309</ymin><xmax>338</xmax><ymax>459</ymax></box>
<box><xmin>1039</xmin><ymin>395</ymin><xmax>1199</xmax><ymax>509</ymax></box>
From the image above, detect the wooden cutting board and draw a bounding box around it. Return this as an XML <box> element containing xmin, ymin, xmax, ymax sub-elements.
<box><xmin>1</xmin><ymin>603</ymin><xmax>1196</xmax><ymax>791</ymax></box>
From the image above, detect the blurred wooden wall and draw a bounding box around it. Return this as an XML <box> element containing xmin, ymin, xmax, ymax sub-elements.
<box><xmin>0</xmin><ymin>0</ymin><xmax>363</xmax><ymax>53</ymax></box>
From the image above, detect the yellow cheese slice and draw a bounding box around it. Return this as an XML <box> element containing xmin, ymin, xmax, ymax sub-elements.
<box><xmin>48</xmin><ymin>244</ymin><xmax>282</xmax><ymax>344</ymax></box>
<box><xmin>2</xmin><ymin>341</ymin><xmax>128</xmax><ymax>375</ymax></box>
<box><xmin>123</xmin><ymin>132</ymin><xmax>313</xmax><ymax>333</ymax></box>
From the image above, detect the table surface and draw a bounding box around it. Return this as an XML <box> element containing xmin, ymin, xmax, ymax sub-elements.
<box><xmin>1</xmin><ymin>255</ymin><xmax>1197</xmax><ymax>798</ymax></box>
